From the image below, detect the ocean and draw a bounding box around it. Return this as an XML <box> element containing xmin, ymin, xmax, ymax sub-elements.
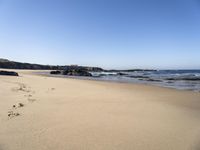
<box><xmin>90</xmin><ymin>70</ymin><xmax>200</xmax><ymax>92</ymax></box>
<box><xmin>38</xmin><ymin>70</ymin><xmax>200</xmax><ymax>92</ymax></box>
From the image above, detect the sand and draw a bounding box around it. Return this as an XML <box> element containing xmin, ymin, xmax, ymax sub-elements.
<box><xmin>0</xmin><ymin>70</ymin><xmax>200</xmax><ymax>150</ymax></box>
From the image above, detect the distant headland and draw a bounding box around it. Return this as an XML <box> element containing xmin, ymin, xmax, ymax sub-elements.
<box><xmin>0</xmin><ymin>58</ymin><xmax>155</xmax><ymax>72</ymax></box>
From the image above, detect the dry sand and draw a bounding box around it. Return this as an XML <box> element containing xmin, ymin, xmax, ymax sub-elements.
<box><xmin>0</xmin><ymin>70</ymin><xmax>200</xmax><ymax>150</ymax></box>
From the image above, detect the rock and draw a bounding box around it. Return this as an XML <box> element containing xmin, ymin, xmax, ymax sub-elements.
<box><xmin>166</xmin><ymin>78</ymin><xmax>176</xmax><ymax>81</ymax></box>
<box><xmin>50</xmin><ymin>70</ymin><xmax>61</xmax><ymax>74</ymax></box>
<box><xmin>128</xmin><ymin>75</ymin><xmax>149</xmax><ymax>79</ymax></box>
<box><xmin>117</xmin><ymin>72</ymin><xmax>128</xmax><ymax>76</ymax></box>
<box><xmin>63</xmin><ymin>69</ymin><xmax>92</xmax><ymax>76</ymax></box>
<box><xmin>146</xmin><ymin>79</ymin><xmax>162</xmax><ymax>82</ymax></box>
<box><xmin>166</xmin><ymin>77</ymin><xmax>200</xmax><ymax>81</ymax></box>
<box><xmin>0</xmin><ymin>70</ymin><xmax>18</xmax><ymax>76</ymax></box>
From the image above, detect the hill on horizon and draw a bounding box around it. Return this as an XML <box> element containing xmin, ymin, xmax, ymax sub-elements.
<box><xmin>0</xmin><ymin>58</ymin><xmax>103</xmax><ymax>71</ymax></box>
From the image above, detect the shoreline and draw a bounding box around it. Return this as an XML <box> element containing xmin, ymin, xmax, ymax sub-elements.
<box><xmin>32</xmin><ymin>70</ymin><xmax>200</xmax><ymax>93</ymax></box>
<box><xmin>1</xmin><ymin>68</ymin><xmax>200</xmax><ymax>93</ymax></box>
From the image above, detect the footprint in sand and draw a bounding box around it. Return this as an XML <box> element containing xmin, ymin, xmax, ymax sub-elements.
<box><xmin>18</xmin><ymin>103</ymin><xmax>24</xmax><ymax>108</ymax></box>
<box><xmin>12</xmin><ymin>83</ymin><xmax>31</xmax><ymax>93</ymax></box>
<box><xmin>8</xmin><ymin>82</ymin><xmax>37</xmax><ymax>119</ymax></box>
<box><xmin>46</xmin><ymin>87</ymin><xmax>56</xmax><ymax>93</ymax></box>
<box><xmin>24</xmin><ymin>94</ymin><xmax>32</xmax><ymax>98</ymax></box>
<box><xmin>12</xmin><ymin>103</ymin><xmax>25</xmax><ymax>109</ymax></box>
<box><xmin>8</xmin><ymin>111</ymin><xmax>20</xmax><ymax>118</ymax></box>
<box><xmin>24</xmin><ymin>94</ymin><xmax>36</xmax><ymax>102</ymax></box>
<box><xmin>28</xmin><ymin>98</ymin><xmax>36</xmax><ymax>102</ymax></box>
<box><xmin>8</xmin><ymin>102</ymin><xmax>25</xmax><ymax>119</ymax></box>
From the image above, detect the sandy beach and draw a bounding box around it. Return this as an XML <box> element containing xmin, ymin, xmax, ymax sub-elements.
<box><xmin>1</xmin><ymin>70</ymin><xmax>200</xmax><ymax>150</ymax></box>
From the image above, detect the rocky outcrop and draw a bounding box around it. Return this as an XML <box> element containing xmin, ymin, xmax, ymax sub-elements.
<box><xmin>62</xmin><ymin>69</ymin><xmax>92</xmax><ymax>76</ymax></box>
<box><xmin>117</xmin><ymin>72</ymin><xmax>128</xmax><ymax>76</ymax></box>
<box><xmin>62</xmin><ymin>66</ymin><xmax>103</xmax><ymax>72</ymax></box>
<box><xmin>0</xmin><ymin>70</ymin><xmax>19</xmax><ymax>76</ymax></box>
<box><xmin>50</xmin><ymin>70</ymin><xmax>61</xmax><ymax>74</ymax></box>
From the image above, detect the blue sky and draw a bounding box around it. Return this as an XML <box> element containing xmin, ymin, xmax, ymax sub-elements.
<box><xmin>0</xmin><ymin>0</ymin><xmax>200</xmax><ymax>69</ymax></box>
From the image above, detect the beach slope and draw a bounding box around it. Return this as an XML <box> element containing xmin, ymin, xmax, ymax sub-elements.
<box><xmin>0</xmin><ymin>70</ymin><xmax>200</xmax><ymax>150</ymax></box>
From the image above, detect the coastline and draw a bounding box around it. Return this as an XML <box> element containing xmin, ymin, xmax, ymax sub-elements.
<box><xmin>1</xmin><ymin>69</ymin><xmax>200</xmax><ymax>92</ymax></box>
<box><xmin>1</xmin><ymin>70</ymin><xmax>200</xmax><ymax>150</ymax></box>
<box><xmin>32</xmin><ymin>70</ymin><xmax>200</xmax><ymax>93</ymax></box>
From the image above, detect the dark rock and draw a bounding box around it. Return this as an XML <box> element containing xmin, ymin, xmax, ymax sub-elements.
<box><xmin>139</xmin><ymin>78</ymin><xmax>162</xmax><ymax>82</ymax></box>
<box><xmin>63</xmin><ymin>69</ymin><xmax>92</xmax><ymax>76</ymax></box>
<box><xmin>146</xmin><ymin>79</ymin><xmax>162</xmax><ymax>82</ymax></box>
<box><xmin>63</xmin><ymin>65</ymin><xmax>103</xmax><ymax>72</ymax></box>
<box><xmin>0</xmin><ymin>70</ymin><xmax>18</xmax><ymax>76</ymax></box>
<box><xmin>166</xmin><ymin>78</ymin><xmax>176</xmax><ymax>81</ymax></box>
<box><xmin>128</xmin><ymin>75</ymin><xmax>149</xmax><ymax>79</ymax></box>
<box><xmin>181</xmin><ymin>77</ymin><xmax>200</xmax><ymax>81</ymax></box>
<box><xmin>166</xmin><ymin>77</ymin><xmax>200</xmax><ymax>81</ymax></box>
<box><xmin>117</xmin><ymin>72</ymin><xmax>128</xmax><ymax>76</ymax></box>
<box><xmin>50</xmin><ymin>70</ymin><xmax>61</xmax><ymax>74</ymax></box>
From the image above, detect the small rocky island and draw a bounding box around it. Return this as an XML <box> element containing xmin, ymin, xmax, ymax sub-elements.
<box><xmin>0</xmin><ymin>70</ymin><xmax>19</xmax><ymax>76</ymax></box>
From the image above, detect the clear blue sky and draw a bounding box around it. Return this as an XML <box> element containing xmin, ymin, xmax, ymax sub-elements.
<box><xmin>0</xmin><ymin>0</ymin><xmax>200</xmax><ymax>69</ymax></box>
